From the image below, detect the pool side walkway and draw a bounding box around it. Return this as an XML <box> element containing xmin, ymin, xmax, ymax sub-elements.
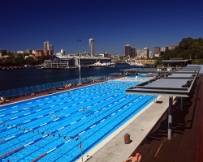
<box><xmin>85</xmin><ymin>74</ymin><xmax>203</xmax><ymax>162</ymax></box>
<box><xmin>84</xmin><ymin>96</ymin><xmax>170</xmax><ymax>162</ymax></box>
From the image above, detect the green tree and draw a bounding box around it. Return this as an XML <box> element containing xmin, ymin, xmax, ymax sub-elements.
<box><xmin>160</xmin><ymin>37</ymin><xmax>203</xmax><ymax>60</ymax></box>
<box><xmin>179</xmin><ymin>37</ymin><xmax>194</xmax><ymax>49</ymax></box>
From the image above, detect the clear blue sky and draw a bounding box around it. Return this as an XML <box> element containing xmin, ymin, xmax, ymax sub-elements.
<box><xmin>0</xmin><ymin>0</ymin><xmax>203</xmax><ymax>54</ymax></box>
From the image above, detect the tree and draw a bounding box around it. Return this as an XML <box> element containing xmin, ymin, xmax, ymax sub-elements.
<box><xmin>154</xmin><ymin>58</ymin><xmax>162</xmax><ymax>67</ymax></box>
<box><xmin>179</xmin><ymin>37</ymin><xmax>194</xmax><ymax>49</ymax></box>
<box><xmin>160</xmin><ymin>37</ymin><xmax>203</xmax><ymax>60</ymax></box>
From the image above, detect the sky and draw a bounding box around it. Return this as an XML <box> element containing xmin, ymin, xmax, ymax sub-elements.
<box><xmin>0</xmin><ymin>0</ymin><xmax>203</xmax><ymax>54</ymax></box>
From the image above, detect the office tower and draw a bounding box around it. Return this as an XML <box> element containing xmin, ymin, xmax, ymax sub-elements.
<box><xmin>44</xmin><ymin>41</ymin><xmax>51</xmax><ymax>51</ymax></box>
<box><xmin>50</xmin><ymin>44</ymin><xmax>54</xmax><ymax>53</ymax></box>
<box><xmin>89</xmin><ymin>38</ymin><xmax>94</xmax><ymax>57</ymax></box>
<box><xmin>125</xmin><ymin>44</ymin><xmax>131</xmax><ymax>57</ymax></box>
<box><xmin>149</xmin><ymin>51</ymin><xmax>154</xmax><ymax>58</ymax></box>
<box><xmin>137</xmin><ymin>49</ymin><xmax>142</xmax><ymax>59</ymax></box>
<box><xmin>47</xmin><ymin>41</ymin><xmax>50</xmax><ymax>50</ymax></box>
<box><xmin>44</xmin><ymin>42</ymin><xmax>48</xmax><ymax>51</ymax></box>
<box><xmin>44</xmin><ymin>41</ymin><xmax>54</xmax><ymax>55</ymax></box>
<box><xmin>131</xmin><ymin>46</ymin><xmax>136</xmax><ymax>58</ymax></box>
<box><xmin>153</xmin><ymin>46</ymin><xmax>160</xmax><ymax>54</ymax></box>
<box><xmin>143</xmin><ymin>47</ymin><xmax>149</xmax><ymax>59</ymax></box>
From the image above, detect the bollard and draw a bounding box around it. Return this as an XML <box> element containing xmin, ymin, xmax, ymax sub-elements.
<box><xmin>124</xmin><ymin>133</ymin><xmax>131</xmax><ymax>144</ymax></box>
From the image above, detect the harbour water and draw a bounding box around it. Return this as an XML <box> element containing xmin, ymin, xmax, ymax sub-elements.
<box><xmin>0</xmin><ymin>63</ymin><xmax>134</xmax><ymax>91</ymax></box>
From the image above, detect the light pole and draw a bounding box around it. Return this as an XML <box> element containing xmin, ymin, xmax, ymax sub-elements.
<box><xmin>77</xmin><ymin>39</ymin><xmax>82</xmax><ymax>85</ymax></box>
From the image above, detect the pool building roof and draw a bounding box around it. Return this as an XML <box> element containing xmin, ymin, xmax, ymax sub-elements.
<box><xmin>126</xmin><ymin>66</ymin><xmax>200</xmax><ymax>97</ymax></box>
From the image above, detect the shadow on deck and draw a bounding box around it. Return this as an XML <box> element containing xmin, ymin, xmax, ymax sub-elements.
<box><xmin>130</xmin><ymin>75</ymin><xmax>203</xmax><ymax>162</ymax></box>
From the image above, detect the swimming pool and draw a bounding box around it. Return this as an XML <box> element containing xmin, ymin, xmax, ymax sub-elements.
<box><xmin>0</xmin><ymin>80</ymin><xmax>156</xmax><ymax>162</ymax></box>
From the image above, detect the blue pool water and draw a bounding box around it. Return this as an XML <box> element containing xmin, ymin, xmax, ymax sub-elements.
<box><xmin>0</xmin><ymin>80</ymin><xmax>156</xmax><ymax>162</ymax></box>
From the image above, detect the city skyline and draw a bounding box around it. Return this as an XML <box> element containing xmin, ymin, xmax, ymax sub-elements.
<box><xmin>0</xmin><ymin>0</ymin><xmax>203</xmax><ymax>54</ymax></box>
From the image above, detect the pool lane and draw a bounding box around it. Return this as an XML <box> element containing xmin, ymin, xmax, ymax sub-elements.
<box><xmin>0</xmin><ymin>81</ymin><xmax>156</xmax><ymax>162</ymax></box>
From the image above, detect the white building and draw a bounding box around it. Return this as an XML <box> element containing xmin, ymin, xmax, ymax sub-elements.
<box><xmin>137</xmin><ymin>49</ymin><xmax>142</xmax><ymax>59</ymax></box>
<box><xmin>17</xmin><ymin>51</ymin><xmax>24</xmax><ymax>54</ymax></box>
<box><xmin>149</xmin><ymin>51</ymin><xmax>154</xmax><ymax>58</ymax></box>
<box><xmin>137</xmin><ymin>47</ymin><xmax>149</xmax><ymax>59</ymax></box>
<box><xmin>89</xmin><ymin>38</ymin><xmax>94</xmax><ymax>57</ymax></box>
<box><xmin>61</xmin><ymin>49</ymin><xmax>65</xmax><ymax>55</ymax></box>
<box><xmin>98</xmin><ymin>54</ymin><xmax>104</xmax><ymax>57</ymax></box>
<box><xmin>161</xmin><ymin>46</ymin><xmax>169</xmax><ymax>52</ymax></box>
<box><xmin>143</xmin><ymin>47</ymin><xmax>149</xmax><ymax>59</ymax></box>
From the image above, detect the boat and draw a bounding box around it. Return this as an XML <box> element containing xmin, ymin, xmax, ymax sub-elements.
<box><xmin>128</xmin><ymin>62</ymin><xmax>144</xmax><ymax>67</ymax></box>
<box><xmin>89</xmin><ymin>61</ymin><xmax>116</xmax><ymax>67</ymax></box>
<box><xmin>106</xmin><ymin>62</ymin><xmax>116</xmax><ymax>67</ymax></box>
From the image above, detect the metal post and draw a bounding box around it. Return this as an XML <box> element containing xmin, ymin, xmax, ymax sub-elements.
<box><xmin>77</xmin><ymin>39</ymin><xmax>82</xmax><ymax>85</ymax></box>
<box><xmin>79</xmin><ymin>138</ymin><xmax>83</xmax><ymax>162</ymax></box>
<box><xmin>168</xmin><ymin>96</ymin><xmax>172</xmax><ymax>140</ymax></box>
<box><xmin>181</xmin><ymin>97</ymin><xmax>183</xmax><ymax>111</ymax></box>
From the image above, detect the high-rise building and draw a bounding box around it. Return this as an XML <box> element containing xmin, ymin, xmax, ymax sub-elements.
<box><xmin>137</xmin><ymin>49</ymin><xmax>142</xmax><ymax>59</ymax></box>
<box><xmin>125</xmin><ymin>44</ymin><xmax>131</xmax><ymax>57</ymax></box>
<box><xmin>44</xmin><ymin>42</ymin><xmax>48</xmax><ymax>51</ymax></box>
<box><xmin>131</xmin><ymin>46</ymin><xmax>136</xmax><ymax>58</ymax></box>
<box><xmin>50</xmin><ymin>44</ymin><xmax>54</xmax><ymax>53</ymax></box>
<box><xmin>125</xmin><ymin>44</ymin><xmax>136</xmax><ymax>58</ymax></box>
<box><xmin>47</xmin><ymin>41</ymin><xmax>50</xmax><ymax>51</ymax></box>
<box><xmin>153</xmin><ymin>46</ymin><xmax>160</xmax><ymax>54</ymax></box>
<box><xmin>149</xmin><ymin>51</ymin><xmax>154</xmax><ymax>58</ymax></box>
<box><xmin>89</xmin><ymin>38</ymin><xmax>94</xmax><ymax>57</ymax></box>
<box><xmin>143</xmin><ymin>47</ymin><xmax>149</xmax><ymax>59</ymax></box>
<box><xmin>136</xmin><ymin>47</ymin><xmax>149</xmax><ymax>59</ymax></box>
<box><xmin>43</xmin><ymin>41</ymin><xmax>54</xmax><ymax>55</ymax></box>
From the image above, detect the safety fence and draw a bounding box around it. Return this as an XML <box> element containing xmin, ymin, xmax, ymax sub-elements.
<box><xmin>0</xmin><ymin>73</ymin><xmax>123</xmax><ymax>99</ymax></box>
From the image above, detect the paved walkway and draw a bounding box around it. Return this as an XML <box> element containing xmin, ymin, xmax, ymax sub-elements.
<box><xmin>80</xmin><ymin>95</ymin><xmax>170</xmax><ymax>162</ymax></box>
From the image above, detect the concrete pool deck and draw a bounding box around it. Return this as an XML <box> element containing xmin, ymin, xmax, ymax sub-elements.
<box><xmin>78</xmin><ymin>95</ymin><xmax>171</xmax><ymax>162</ymax></box>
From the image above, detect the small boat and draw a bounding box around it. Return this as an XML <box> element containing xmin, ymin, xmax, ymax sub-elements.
<box><xmin>128</xmin><ymin>62</ymin><xmax>144</xmax><ymax>67</ymax></box>
<box><xmin>89</xmin><ymin>61</ymin><xmax>115</xmax><ymax>67</ymax></box>
<box><xmin>106</xmin><ymin>62</ymin><xmax>116</xmax><ymax>67</ymax></box>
